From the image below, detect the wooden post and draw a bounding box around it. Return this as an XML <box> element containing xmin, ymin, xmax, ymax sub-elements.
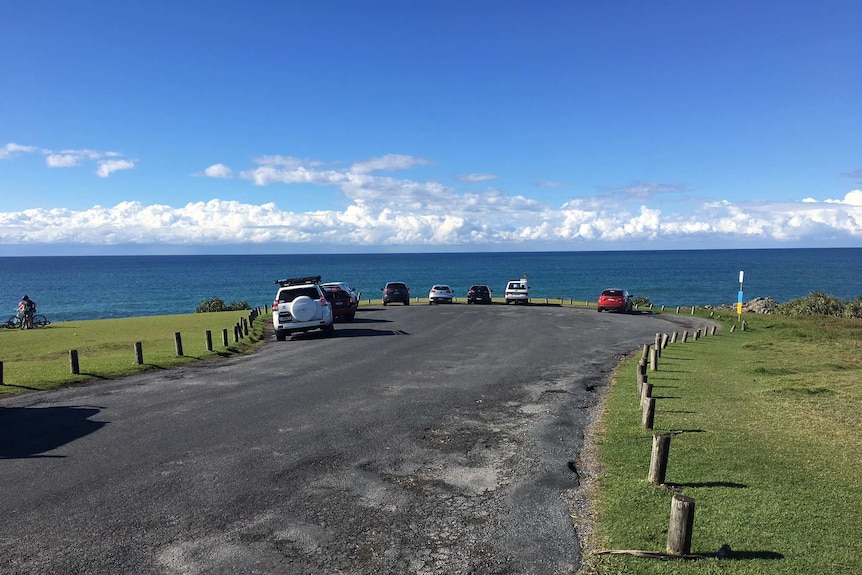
<box><xmin>710</xmin><ymin>325</ymin><xmax>717</xmax><ymax>335</ymax></box>
<box><xmin>654</xmin><ymin>333</ymin><xmax>662</xmax><ymax>356</ymax></box>
<box><xmin>667</xmin><ymin>494</ymin><xmax>696</xmax><ymax>555</ymax></box>
<box><xmin>641</xmin><ymin>382</ymin><xmax>653</xmax><ymax>404</ymax></box>
<box><xmin>682</xmin><ymin>330</ymin><xmax>689</xmax><ymax>343</ymax></box>
<box><xmin>660</xmin><ymin>333</ymin><xmax>669</xmax><ymax>350</ymax></box>
<box><xmin>174</xmin><ymin>332</ymin><xmax>183</xmax><ymax>356</ymax></box>
<box><xmin>233</xmin><ymin>325</ymin><xmax>239</xmax><ymax>343</ymax></box>
<box><xmin>742</xmin><ymin>320</ymin><xmax>748</xmax><ymax>331</ymax></box>
<box><xmin>70</xmin><ymin>350</ymin><xmax>80</xmax><ymax>374</ymax></box>
<box><xmin>670</xmin><ymin>331</ymin><xmax>678</xmax><ymax>343</ymax></box>
<box><xmin>691</xmin><ymin>306</ymin><xmax>696</xmax><ymax>315</ymax></box>
<box><xmin>642</xmin><ymin>397</ymin><xmax>656</xmax><ymax>429</ymax></box>
<box><xmin>135</xmin><ymin>342</ymin><xmax>143</xmax><ymax>365</ymax></box>
<box><xmin>243</xmin><ymin>318</ymin><xmax>249</xmax><ymax>337</ymax></box>
<box><xmin>648</xmin><ymin>433</ymin><xmax>671</xmax><ymax>484</ymax></box>
<box><xmin>660</xmin><ymin>305</ymin><xmax>665</xmax><ymax>312</ymax></box>
<box><xmin>675</xmin><ymin>306</ymin><xmax>680</xmax><ymax>313</ymax></box>
<box><xmin>205</xmin><ymin>330</ymin><xmax>213</xmax><ymax>351</ymax></box>
<box><xmin>642</xmin><ymin>343</ymin><xmax>651</xmax><ymax>362</ymax></box>
<box><xmin>730</xmin><ymin>324</ymin><xmax>736</xmax><ymax>333</ymax></box>
<box><xmin>650</xmin><ymin>347</ymin><xmax>658</xmax><ymax>371</ymax></box>
<box><xmin>222</xmin><ymin>328</ymin><xmax>229</xmax><ymax>346</ymax></box>
<box><xmin>0</xmin><ymin>361</ymin><xmax>3</xmax><ymax>385</ymax></box>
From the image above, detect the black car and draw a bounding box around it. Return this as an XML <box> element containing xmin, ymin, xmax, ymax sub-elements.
<box><xmin>381</xmin><ymin>282</ymin><xmax>410</xmax><ymax>305</ymax></box>
<box><xmin>466</xmin><ymin>284</ymin><xmax>492</xmax><ymax>304</ymax></box>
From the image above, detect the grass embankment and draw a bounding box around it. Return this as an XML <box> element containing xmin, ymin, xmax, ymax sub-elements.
<box><xmin>587</xmin><ymin>312</ymin><xmax>862</xmax><ymax>574</ymax></box>
<box><xmin>0</xmin><ymin>310</ymin><xmax>266</xmax><ymax>394</ymax></box>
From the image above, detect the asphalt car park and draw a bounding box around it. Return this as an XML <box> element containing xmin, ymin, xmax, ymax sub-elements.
<box><xmin>0</xmin><ymin>303</ymin><xmax>712</xmax><ymax>574</ymax></box>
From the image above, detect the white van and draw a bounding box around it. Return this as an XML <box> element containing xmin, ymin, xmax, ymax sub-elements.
<box><xmin>504</xmin><ymin>278</ymin><xmax>529</xmax><ymax>304</ymax></box>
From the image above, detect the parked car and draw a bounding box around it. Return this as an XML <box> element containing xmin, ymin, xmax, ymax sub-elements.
<box><xmin>504</xmin><ymin>278</ymin><xmax>529</xmax><ymax>304</ymax></box>
<box><xmin>428</xmin><ymin>284</ymin><xmax>455</xmax><ymax>304</ymax></box>
<box><xmin>466</xmin><ymin>284</ymin><xmax>492</xmax><ymax>304</ymax></box>
<box><xmin>597</xmin><ymin>288</ymin><xmax>633</xmax><ymax>313</ymax></box>
<box><xmin>381</xmin><ymin>282</ymin><xmax>410</xmax><ymax>305</ymax></box>
<box><xmin>321</xmin><ymin>282</ymin><xmax>359</xmax><ymax>321</ymax></box>
<box><xmin>272</xmin><ymin>275</ymin><xmax>334</xmax><ymax>340</ymax></box>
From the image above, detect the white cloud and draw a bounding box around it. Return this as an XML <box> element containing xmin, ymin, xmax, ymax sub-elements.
<box><xmin>350</xmin><ymin>154</ymin><xmax>429</xmax><ymax>174</ymax></box>
<box><xmin>0</xmin><ymin>142</ymin><xmax>37</xmax><ymax>159</ymax></box>
<box><xmin>4</xmin><ymin>142</ymin><xmax>136</xmax><ymax>177</ymax></box>
<box><xmin>457</xmin><ymin>173</ymin><xmax>498</xmax><ymax>183</ymax></box>
<box><xmin>96</xmin><ymin>159</ymin><xmax>135</xmax><ymax>178</ymax></box>
<box><xmin>46</xmin><ymin>153</ymin><xmax>82</xmax><ymax>167</ymax></box>
<box><xmin>2</xmin><ymin>190</ymin><xmax>861</xmax><ymax>249</ymax></box>
<box><xmin>204</xmin><ymin>163</ymin><xmax>232</xmax><ymax>178</ymax></box>
<box><xmin>842</xmin><ymin>190</ymin><xmax>862</xmax><ymax>206</ymax></box>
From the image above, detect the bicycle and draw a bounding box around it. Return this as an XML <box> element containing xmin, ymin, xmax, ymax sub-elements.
<box><xmin>1</xmin><ymin>314</ymin><xmax>50</xmax><ymax>329</ymax></box>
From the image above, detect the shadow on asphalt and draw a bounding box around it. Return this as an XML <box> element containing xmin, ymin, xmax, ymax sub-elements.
<box><xmin>0</xmin><ymin>405</ymin><xmax>106</xmax><ymax>459</ymax></box>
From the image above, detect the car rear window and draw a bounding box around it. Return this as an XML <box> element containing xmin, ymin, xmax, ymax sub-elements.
<box><xmin>278</xmin><ymin>287</ymin><xmax>321</xmax><ymax>302</ymax></box>
<box><xmin>602</xmin><ymin>290</ymin><xmax>623</xmax><ymax>297</ymax></box>
<box><xmin>387</xmin><ymin>283</ymin><xmax>407</xmax><ymax>290</ymax></box>
<box><xmin>432</xmin><ymin>285</ymin><xmax>449</xmax><ymax>290</ymax></box>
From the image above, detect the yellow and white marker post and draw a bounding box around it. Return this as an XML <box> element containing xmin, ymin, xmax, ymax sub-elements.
<box><xmin>737</xmin><ymin>270</ymin><xmax>744</xmax><ymax>322</ymax></box>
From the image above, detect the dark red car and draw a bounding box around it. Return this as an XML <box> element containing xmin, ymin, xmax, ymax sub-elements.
<box><xmin>322</xmin><ymin>283</ymin><xmax>359</xmax><ymax>321</ymax></box>
<box><xmin>597</xmin><ymin>288</ymin><xmax>633</xmax><ymax>313</ymax></box>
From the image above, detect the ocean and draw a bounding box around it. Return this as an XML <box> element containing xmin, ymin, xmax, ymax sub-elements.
<box><xmin>1</xmin><ymin>248</ymin><xmax>860</xmax><ymax>322</ymax></box>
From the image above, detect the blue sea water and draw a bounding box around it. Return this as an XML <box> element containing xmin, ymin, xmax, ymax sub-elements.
<box><xmin>0</xmin><ymin>248</ymin><xmax>860</xmax><ymax>322</ymax></box>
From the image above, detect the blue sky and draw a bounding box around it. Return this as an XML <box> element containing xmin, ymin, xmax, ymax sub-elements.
<box><xmin>2</xmin><ymin>1</ymin><xmax>861</xmax><ymax>255</ymax></box>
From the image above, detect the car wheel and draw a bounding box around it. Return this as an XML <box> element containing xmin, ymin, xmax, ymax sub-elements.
<box><xmin>275</xmin><ymin>330</ymin><xmax>287</xmax><ymax>341</ymax></box>
<box><xmin>290</xmin><ymin>296</ymin><xmax>317</xmax><ymax>321</ymax></box>
<box><xmin>324</xmin><ymin>323</ymin><xmax>335</xmax><ymax>337</ymax></box>
<box><xmin>345</xmin><ymin>313</ymin><xmax>355</xmax><ymax>322</ymax></box>
<box><xmin>597</xmin><ymin>307</ymin><xmax>602</xmax><ymax>312</ymax></box>
<box><xmin>405</xmin><ymin>300</ymin><xmax>410</xmax><ymax>306</ymax></box>
<box><xmin>383</xmin><ymin>301</ymin><xmax>388</xmax><ymax>306</ymax></box>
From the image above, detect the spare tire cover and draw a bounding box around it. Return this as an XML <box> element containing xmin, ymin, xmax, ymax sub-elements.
<box><xmin>290</xmin><ymin>296</ymin><xmax>317</xmax><ymax>321</ymax></box>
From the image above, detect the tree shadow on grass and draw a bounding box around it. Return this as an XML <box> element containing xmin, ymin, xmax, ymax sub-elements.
<box><xmin>0</xmin><ymin>405</ymin><xmax>106</xmax><ymax>459</ymax></box>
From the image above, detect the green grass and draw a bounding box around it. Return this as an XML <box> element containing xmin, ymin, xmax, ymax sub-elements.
<box><xmin>0</xmin><ymin>310</ymin><xmax>266</xmax><ymax>394</ymax></box>
<box><xmin>586</xmin><ymin>313</ymin><xmax>862</xmax><ymax>574</ymax></box>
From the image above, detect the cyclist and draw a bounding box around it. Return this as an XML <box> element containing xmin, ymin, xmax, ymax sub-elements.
<box><xmin>17</xmin><ymin>295</ymin><xmax>36</xmax><ymax>329</ymax></box>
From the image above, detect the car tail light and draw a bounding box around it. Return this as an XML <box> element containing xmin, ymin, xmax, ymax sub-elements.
<box><xmin>273</xmin><ymin>299</ymin><xmax>278</xmax><ymax>308</ymax></box>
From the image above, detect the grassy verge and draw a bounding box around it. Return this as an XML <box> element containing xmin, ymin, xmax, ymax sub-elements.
<box><xmin>0</xmin><ymin>310</ymin><xmax>266</xmax><ymax>394</ymax></box>
<box><xmin>585</xmin><ymin>312</ymin><xmax>862</xmax><ymax>574</ymax></box>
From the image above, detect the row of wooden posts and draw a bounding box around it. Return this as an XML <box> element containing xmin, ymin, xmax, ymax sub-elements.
<box><xmin>637</xmin><ymin>324</ymin><xmax>717</xmax><ymax>557</ymax></box>
<box><xmin>0</xmin><ymin>309</ymin><xmax>261</xmax><ymax>385</ymax></box>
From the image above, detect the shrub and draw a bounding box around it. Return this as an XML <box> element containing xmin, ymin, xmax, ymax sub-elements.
<box><xmin>775</xmin><ymin>292</ymin><xmax>862</xmax><ymax>318</ymax></box>
<box><xmin>195</xmin><ymin>298</ymin><xmax>252</xmax><ymax>313</ymax></box>
<box><xmin>196</xmin><ymin>297</ymin><xmax>229</xmax><ymax>313</ymax></box>
<box><xmin>632</xmin><ymin>296</ymin><xmax>652</xmax><ymax>307</ymax></box>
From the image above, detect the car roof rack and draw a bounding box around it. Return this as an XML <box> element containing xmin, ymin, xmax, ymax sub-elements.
<box><xmin>275</xmin><ymin>275</ymin><xmax>322</xmax><ymax>287</ymax></box>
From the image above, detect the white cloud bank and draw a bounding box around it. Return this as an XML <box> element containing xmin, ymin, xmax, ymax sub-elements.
<box><xmin>3</xmin><ymin>151</ymin><xmax>862</xmax><ymax>252</ymax></box>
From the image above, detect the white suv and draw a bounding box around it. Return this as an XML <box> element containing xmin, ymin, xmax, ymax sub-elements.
<box><xmin>272</xmin><ymin>276</ymin><xmax>334</xmax><ymax>341</ymax></box>
<box><xmin>504</xmin><ymin>278</ymin><xmax>530</xmax><ymax>304</ymax></box>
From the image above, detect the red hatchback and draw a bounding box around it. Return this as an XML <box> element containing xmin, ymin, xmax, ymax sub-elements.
<box><xmin>597</xmin><ymin>288</ymin><xmax>633</xmax><ymax>313</ymax></box>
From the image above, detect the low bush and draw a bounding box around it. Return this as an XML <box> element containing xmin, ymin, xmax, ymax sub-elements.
<box><xmin>195</xmin><ymin>297</ymin><xmax>251</xmax><ymax>313</ymax></box>
<box><xmin>776</xmin><ymin>291</ymin><xmax>862</xmax><ymax>318</ymax></box>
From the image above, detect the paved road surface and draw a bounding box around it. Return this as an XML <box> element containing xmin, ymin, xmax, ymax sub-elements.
<box><xmin>0</xmin><ymin>303</ymin><xmax>710</xmax><ymax>574</ymax></box>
